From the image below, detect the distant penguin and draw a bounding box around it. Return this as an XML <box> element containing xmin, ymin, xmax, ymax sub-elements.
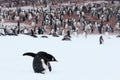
<box><xmin>62</xmin><ymin>35</ymin><xmax>71</xmax><ymax>41</ymax></box>
<box><xmin>23</xmin><ymin>51</ymin><xmax>57</xmax><ymax>73</ymax></box>
<box><xmin>52</xmin><ymin>33</ymin><xmax>59</xmax><ymax>37</ymax></box>
<box><xmin>30</xmin><ymin>29</ymin><xmax>38</xmax><ymax>38</ymax></box>
<box><xmin>116</xmin><ymin>34</ymin><xmax>120</xmax><ymax>38</ymax></box>
<box><xmin>83</xmin><ymin>30</ymin><xmax>87</xmax><ymax>38</ymax></box>
<box><xmin>99</xmin><ymin>35</ymin><xmax>104</xmax><ymax>44</ymax></box>
<box><xmin>62</xmin><ymin>30</ymin><xmax>71</xmax><ymax>41</ymax></box>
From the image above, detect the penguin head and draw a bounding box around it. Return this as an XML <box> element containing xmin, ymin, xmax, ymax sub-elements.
<box><xmin>43</xmin><ymin>54</ymin><xmax>58</xmax><ymax>62</ymax></box>
<box><xmin>45</xmin><ymin>54</ymin><xmax>58</xmax><ymax>62</ymax></box>
<box><xmin>37</xmin><ymin>51</ymin><xmax>58</xmax><ymax>62</ymax></box>
<box><xmin>51</xmin><ymin>57</ymin><xmax>58</xmax><ymax>62</ymax></box>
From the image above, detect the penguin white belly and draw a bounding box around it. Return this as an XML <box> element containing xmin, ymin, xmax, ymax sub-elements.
<box><xmin>41</xmin><ymin>59</ymin><xmax>49</xmax><ymax>73</ymax></box>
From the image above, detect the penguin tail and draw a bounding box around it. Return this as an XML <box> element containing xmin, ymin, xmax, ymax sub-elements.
<box><xmin>23</xmin><ymin>52</ymin><xmax>36</xmax><ymax>57</ymax></box>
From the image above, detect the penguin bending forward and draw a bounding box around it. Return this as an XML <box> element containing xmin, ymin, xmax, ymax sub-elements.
<box><xmin>23</xmin><ymin>51</ymin><xmax>57</xmax><ymax>74</ymax></box>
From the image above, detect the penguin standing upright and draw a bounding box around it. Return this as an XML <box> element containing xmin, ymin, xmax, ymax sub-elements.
<box><xmin>83</xmin><ymin>30</ymin><xmax>87</xmax><ymax>38</ymax></box>
<box><xmin>99</xmin><ymin>35</ymin><xmax>104</xmax><ymax>44</ymax></box>
<box><xmin>23</xmin><ymin>51</ymin><xmax>57</xmax><ymax>74</ymax></box>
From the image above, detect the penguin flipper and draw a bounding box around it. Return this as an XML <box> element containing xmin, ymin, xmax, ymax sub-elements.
<box><xmin>23</xmin><ymin>52</ymin><xmax>36</xmax><ymax>57</ymax></box>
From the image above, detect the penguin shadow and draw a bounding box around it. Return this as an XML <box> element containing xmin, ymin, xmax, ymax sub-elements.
<box><xmin>41</xmin><ymin>35</ymin><xmax>48</xmax><ymax>38</ymax></box>
<box><xmin>23</xmin><ymin>51</ymin><xmax>57</xmax><ymax>74</ymax></box>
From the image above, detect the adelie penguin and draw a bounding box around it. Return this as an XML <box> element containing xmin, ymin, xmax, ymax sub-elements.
<box><xmin>23</xmin><ymin>51</ymin><xmax>57</xmax><ymax>74</ymax></box>
<box><xmin>62</xmin><ymin>30</ymin><xmax>71</xmax><ymax>41</ymax></box>
<box><xmin>99</xmin><ymin>35</ymin><xmax>104</xmax><ymax>44</ymax></box>
<box><xmin>62</xmin><ymin>35</ymin><xmax>71</xmax><ymax>41</ymax></box>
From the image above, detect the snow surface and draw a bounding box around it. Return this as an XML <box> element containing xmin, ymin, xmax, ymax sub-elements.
<box><xmin>0</xmin><ymin>34</ymin><xmax>120</xmax><ymax>80</ymax></box>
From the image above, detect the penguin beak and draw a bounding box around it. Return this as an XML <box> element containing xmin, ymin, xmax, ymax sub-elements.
<box><xmin>51</xmin><ymin>59</ymin><xmax>58</xmax><ymax>62</ymax></box>
<box><xmin>55</xmin><ymin>60</ymin><xmax>58</xmax><ymax>62</ymax></box>
<box><xmin>54</xmin><ymin>59</ymin><xmax>58</xmax><ymax>62</ymax></box>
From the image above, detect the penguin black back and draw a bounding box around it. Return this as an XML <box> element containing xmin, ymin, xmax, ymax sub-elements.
<box><xmin>33</xmin><ymin>54</ymin><xmax>48</xmax><ymax>73</ymax></box>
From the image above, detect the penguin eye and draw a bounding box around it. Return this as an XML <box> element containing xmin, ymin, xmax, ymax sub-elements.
<box><xmin>52</xmin><ymin>58</ymin><xmax>54</xmax><ymax>61</ymax></box>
